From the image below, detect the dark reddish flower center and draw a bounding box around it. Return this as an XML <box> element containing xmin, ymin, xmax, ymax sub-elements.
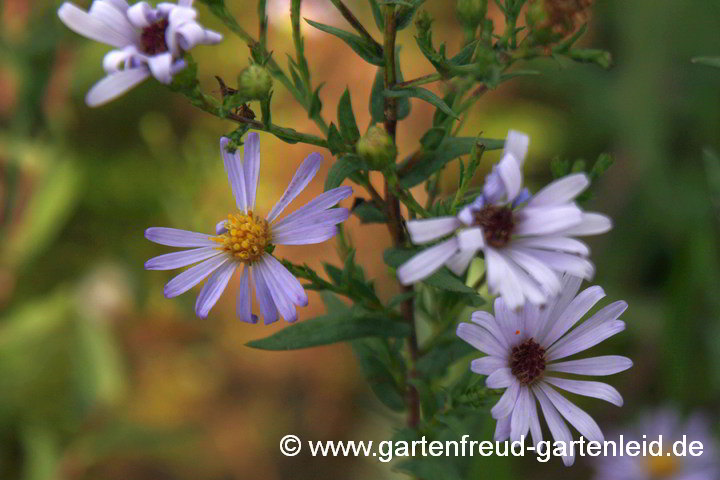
<box><xmin>510</xmin><ymin>338</ymin><xmax>546</xmax><ymax>385</ymax></box>
<box><xmin>473</xmin><ymin>205</ymin><xmax>515</xmax><ymax>248</ymax></box>
<box><xmin>140</xmin><ymin>19</ymin><xmax>169</xmax><ymax>55</ymax></box>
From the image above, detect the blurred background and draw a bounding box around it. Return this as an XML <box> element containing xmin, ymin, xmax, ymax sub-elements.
<box><xmin>1</xmin><ymin>0</ymin><xmax>719</xmax><ymax>478</ymax></box>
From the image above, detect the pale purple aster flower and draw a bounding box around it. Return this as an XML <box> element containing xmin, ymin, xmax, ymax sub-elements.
<box><xmin>397</xmin><ymin>130</ymin><xmax>612</xmax><ymax>309</ymax></box>
<box><xmin>58</xmin><ymin>0</ymin><xmax>222</xmax><ymax>106</ymax></box>
<box><xmin>593</xmin><ymin>407</ymin><xmax>720</xmax><ymax>480</ymax></box>
<box><xmin>144</xmin><ymin>133</ymin><xmax>353</xmax><ymax>322</ymax></box>
<box><xmin>457</xmin><ymin>275</ymin><xmax>632</xmax><ymax>466</ymax></box>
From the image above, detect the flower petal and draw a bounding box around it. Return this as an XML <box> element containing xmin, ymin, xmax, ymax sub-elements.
<box><xmin>546</xmin><ymin>356</ymin><xmax>633</xmax><ymax>376</ymax></box>
<box><xmin>271</xmin><ymin>208</ymin><xmax>349</xmax><ymax>237</ymax></box>
<box><xmin>163</xmin><ymin>254</ymin><xmax>229</xmax><ymax>298</ymax></box>
<box><xmin>491</xmin><ymin>380</ymin><xmax>520</xmax><ymax>419</ymax></box>
<box><xmin>537</xmin><ymin>382</ymin><xmax>604</xmax><ymax>442</ymax></box>
<box><xmin>266</xmin><ymin>152</ymin><xmax>322</xmax><ymax>222</ymax></box>
<box><xmin>251</xmin><ymin>259</ymin><xmax>278</xmax><ymax>324</ymax></box>
<box><xmin>543</xmin><ymin>377</ymin><xmax>624</xmax><ymax>407</ymax></box>
<box><xmin>397</xmin><ymin>237</ymin><xmax>459</xmax><ymax>285</ymax></box>
<box><xmin>255</xmin><ymin>257</ymin><xmax>298</xmax><ymax>322</ymax></box>
<box><xmin>560</xmin><ymin>212</ymin><xmax>612</xmax><ymax>236</ymax></box>
<box><xmin>457</xmin><ymin>227</ymin><xmax>485</xmax><ymax>251</ymax></box>
<box><xmin>504</xmin><ymin>130</ymin><xmax>529</xmax><ymax>165</ymax></box>
<box><xmin>497</xmin><ymin>153</ymin><xmax>523</xmax><ymax>201</ymax></box>
<box><xmin>533</xmin><ymin>385</ymin><xmax>575</xmax><ymax>466</ymax></box>
<box><xmin>514</xmin><ymin>204</ymin><xmax>583</xmax><ymax>236</ymax></box>
<box><xmin>243</xmin><ymin>132</ymin><xmax>261</xmax><ymax>210</ymax></box>
<box><xmin>220</xmin><ymin>137</ymin><xmax>248</xmax><ymax>212</ymax></box>
<box><xmin>528</xmin><ymin>173</ymin><xmax>590</xmax><ymax>207</ymax></box>
<box><xmin>85</xmin><ymin>68</ymin><xmax>150</xmax><ymax>107</ymax></box>
<box><xmin>456</xmin><ymin>323</ymin><xmax>506</xmax><ymax>357</ymax></box>
<box><xmin>471</xmin><ymin>356</ymin><xmax>508</xmax><ymax>375</ymax></box>
<box><xmin>510</xmin><ymin>386</ymin><xmax>532</xmax><ymax>442</ymax></box>
<box><xmin>514</xmin><ymin>248</ymin><xmax>595</xmax><ymax>279</ymax></box>
<box><xmin>406</xmin><ymin>217</ymin><xmax>462</xmax><ymax>244</ymax></box>
<box><xmin>147</xmin><ymin>52</ymin><xmax>173</xmax><ymax>84</ymax></box>
<box><xmin>470</xmin><ymin>310</ymin><xmax>510</xmax><ymax>350</ymax></box>
<box><xmin>145</xmin><ymin>246</ymin><xmax>221</xmax><ymax>270</ymax></box>
<box><xmin>272</xmin><ymin>186</ymin><xmax>352</xmax><ymax>230</ymax></box>
<box><xmin>145</xmin><ymin>227</ymin><xmax>215</xmax><ymax>247</ymax></box>
<box><xmin>271</xmin><ymin>225</ymin><xmax>341</xmax><ymax>245</ymax></box>
<box><xmin>195</xmin><ymin>259</ymin><xmax>235</xmax><ymax>318</ymax></box>
<box><xmin>539</xmin><ymin>285</ymin><xmax>605</xmax><ymax>347</ymax></box>
<box><xmin>510</xmin><ymin>236</ymin><xmax>589</xmax><ymax>256</ymax></box>
<box><xmin>261</xmin><ymin>255</ymin><xmax>308</xmax><ymax>307</ymax></box>
<box><xmin>58</xmin><ymin>2</ymin><xmax>131</xmax><ymax>47</ymax></box>
<box><xmin>553</xmin><ymin>300</ymin><xmax>627</xmax><ymax>351</ymax></box>
<box><xmin>527</xmin><ymin>393</ymin><xmax>543</xmax><ymax>447</ymax></box>
<box><xmin>547</xmin><ymin>320</ymin><xmax>626</xmax><ymax>361</ymax></box>
<box><xmin>486</xmin><ymin>368</ymin><xmax>514</xmax><ymax>388</ymax></box>
<box><xmin>444</xmin><ymin>249</ymin><xmax>476</xmax><ymax>276</ymax></box>
<box><xmin>505</xmin><ymin>247</ymin><xmax>562</xmax><ymax>297</ymax></box>
<box><xmin>236</xmin><ymin>265</ymin><xmax>256</xmax><ymax>323</ymax></box>
<box><xmin>494</xmin><ymin>415</ymin><xmax>511</xmax><ymax>442</ymax></box>
<box><xmin>485</xmin><ymin>247</ymin><xmax>525</xmax><ymax>310</ymax></box>
<box><xmin>88</xmin><ymin>0</ymin><xmax>136</xmax><ymax>43</ymax></box>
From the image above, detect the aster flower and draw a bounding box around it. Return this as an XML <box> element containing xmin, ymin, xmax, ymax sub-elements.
<box><xmin>144</xmin><ymin>133</ymin><xmax>353</xmax><ymax>322</ymax></box>
<box><xmin>593</xmin><ymin>407</ymin><xmax>720</xmax><ymax>480</ymax></box>
<box><xmin>397</xmin><ymin>129</ymin><xmax>612</xmax><ymax>309</ymax></box>
<box><xmin>58</xmin><ymin>0</ymin><xmax>222</xmax><ymax>106</ymax></box>
<box><xmin>457</xmin><ymin>275</ymin><xmax>632</xmax><ymax>466</ymax></box>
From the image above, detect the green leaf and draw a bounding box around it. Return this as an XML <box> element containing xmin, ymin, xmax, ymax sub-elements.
<box><xmin>368</xmin><ymin>0</ymin><xmax>384</xmax><ymax>30</ymax></box>
<box><xmin>352</xmin><ymin>198</ymin><xmax>387</xmax><ymax>223</ymax></box>
<box><xmin>308</xmin><ymin>82</ymin><xmax>325</xmax><ymax>118</ymax></box>
<box><xmin>337</xmin><ymin>88</ymin><xmax>360</xmax><ymax>143</ymax></box>
<box><xmin>399</xmin><ymin>136</ymin><xmax>504</xmax><ymax>188</ymax></box>
<box><xmin>385</xmin><ymin>87</ymin><xmax>458</xmax><ymax>119</ymax></box>
<box><xmin>247</xmin><ymin>312</ymin><xmax>410</xmax><ymax>350</ymax></box>
<box><xmin>383</xmin><ymin>248</ymin><xmax>476</xmax><ymax>293</ymax></box>
<box><xmin>325</xmin><ymin>154</ymin><xmax>367</xmax><ymax>190</ymax></box>
<box><xmin>420</xmin><ymin>127</ymin><xmax>446</xmax><ymax>151</ymax></box>
<box><xmin>305</xmin><ymin>18</ymin><xmax>384</xmax><ymax>66</ymax></box>
<box><xmin>395</xmin><ymin>0</ymin><xmax>427</xmax><ymax>30</ymax></box>
<box><xmin>327</xmin><ymin>123</ymin><xmax>346</xmax><ymax>155</ymax></box>
<box><xmin>693</xmin><ymin>56</ymin><xmax>720</xmax><ymax>68</ymax></box>
<box><xmin>370</xmin><ymin>65</ymin><xmax>411</xmax><ymax>122</ymax></box>
<box><xmin>352</xmin><ymin>338</ymin><xmax>405</xmax><ymax>411</ymax></box>
<box><xmin>417</xmin><ymin>334</ymin><xmax>474</xmax><ymax>377</ymax></box>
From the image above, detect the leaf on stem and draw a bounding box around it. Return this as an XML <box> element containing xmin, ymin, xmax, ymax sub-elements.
<box><xmin>305</xmin><ymin>18</ymin><xmax>385</xmax><ymax>66</ymax></box>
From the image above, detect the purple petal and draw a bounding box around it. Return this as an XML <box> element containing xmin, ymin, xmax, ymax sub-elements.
<box><xmin>510</xmin><ymin>236</ymin><xmax>590</xmax><ymax>256</ymax></box>
<box><xmin>513</xmin><ymin>248</ymin><xmax>595</xmax><ymax>279</ymax></box>
<box><xmin>514</xmin><ymin>204</ymin><xmax>583</xmax><ymax>236</ymax></box>
<box><xmin>553</xmin><ymin>300</ymin><xmax>627</xmax><ymax>351</ymax></box>
<box><xmin>510</xmin><ymin>386</ymin><xmax>531</xmax><ymax>442</ymax></box>
<box><xmin>543</xmin><ymin>377</ymin><xmax>624</xmax><ymax>407</ymax></box>
<box><xmin>85</xmin><ymin>68</ymin><xmax>150</xmax><ymax>107</ymax></box>
<box><xmin>527</xmin><ymin>394</ymin><xmax>543</xmax><ymax>447</ymax></box>
<box><xmin>470</xmin><ymin>310</ymin><xmax>510</xmax><ymax>350</ymax></box>
<box><xmin>397</xmin><ymin>237</ymin><xmax>459</xmax><ymax>285</ymax></box>
<box><xmin>484</xmin><ymin>247</ymin><xmax>526</xmax><ymax>309</ymax></box>
<box><xmin>444</xmin><ymin>249</ymin><xmax>476</xmax><ymax>276</ymax></box>
<box><xmin>236</xmin><ymin>266</ymin><xmax>256</xmax><ymax>323</ymax></box>
<box><xmin>271</xmin><ymin>225</ymin><xmax>341</xmax><ymax>245</ymax></box>
<box><xmin>163</xmin><ymin>254</ymin><xmax>229</xmax><ymax>298</ymax></box>
<box><xmin>145</xmin><ymin>246</ymin><xmax>221</xmax><ymax>270</ymax></box>
<box><xmin>220</xmin><ymin>137</ymin><xmax>248</xmax><ymax>212</ymax></box>
<box><xmin>503</xmin><ymin>130</ymin><xmax>529</xmax><ymax>164</ymax></box>
<box><xmin>261</xmin><ymin>255</ymin><xmax>308</xmax><ymax>307</ymax></box>
<box><xmin>271</xmin><ymin>208</ymin><xmax>349</xmax><ymax>239</ymax></box>
<box><xmin>546</xmin><ymin>356</ymin><xmax>633</xmax><ymax>376</ymax></box>
<box><xmin>537</xmin><ymin>382</ymin><xmax>604</xmax><ymax>442</ymax></box>
<box><xmin>406</xmin><ymin>216</ymin><xmax>462</xmax><ymax>244</ymax></box>
<box><xmin>271</xmin><ymin>186</ymin><xmax>353</xmax><ymax>230</ymax></box>
<box><xmin>539</xmin><ymin>285</ymin><xmax>605</xmax><ymax>347</ymax></box>
<box><xmin>560</xmin><ymin>212</ymin><xmax>612</xmax><ymax>236</ymax></box>
<box><xmin>491</xmin><ymin>380</ymin><xmax>520</xmax><ymax>419</ymax></box>
<box><xmin>456</xmin><ymin>323</ymin><xmax>506</xmax><ymax>357</ymax></box>
<box><xmin>145</xmin><ymin>227</ymin><xmax>216</xmax><ymax>247</ymax></box>
<box><xmin>494</xmin><ymin>415</ymin><xmax>511</xmax><ymax>442</ymax></box>
<box><xmin>528</xmin><ymin>173</ymin><xmax>590</xmax><ymax>207</ymax></box>
<box><xmin>486</xmin><ymin>368</ymin><xmax>514</xmax><ymax>388</ymax></box>
<box><xmin>195</xmin><ymin>260</ymin><xmax>235</xmax><ymax>318</ymax></box>
<box><xmin>58</xmin><ymin>2</ymin><xmax>131</xmax><ymax>47</ymax></box>
<box><xmin>255</xmin><ymin>257</ymin><xmax>298</xmax><ymax>322</ymax></box>
<box><xmin>505</xmin><ymin>247</ymin><xmax>562</xmax><ymax>297</ymax></box>
<box><xmin>266</xmin><ymin>152</ymin><xmax>322</xmax><ymax>222</ymax></box>
<box><xmin>547</xmin><ymin>320</ymin><xmax>626</xmax><ymax>361</ymax></box>
<box><xmin>457</xmin><ymin>227</ymin><xmax>485</xmax><ymax>251</ymax></box>
<box><xmin>533</xmin><ymin>385</ymin><xmax>575</xmax><ymax>466</ymax></box>
<box><xmin>251</xmin><ymin>259</ymin><xmax>278</xmax><ymax>324</ymax></box>
<box><xmin>496</xmin><ymin>153</ymin><xmax>523</xmax><ymax>201</ymax></box>
<box><xmin>471</xmin><ymin>356</ymin><xmax>508</xmax><ymax>375</ymax></box>
<box><xmin>243</xmin><ymin>132</ymin><xmax>261</xmax><ymax>210</ymax></box>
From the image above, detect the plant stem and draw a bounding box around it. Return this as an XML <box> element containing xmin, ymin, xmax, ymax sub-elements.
<box><xmin>382</xmin><ymin>4</ymin><xmax>420</xmax><ymax>431</ymax></box>
<box><xmin>394</xmin><ymin>72</ymin><xmax>443</xmax><ymax>89</ymax></box>
<box><xmin>329</xmin><ymin>0</ymin><xmax>384</xmax><ymax>52</ymax></box>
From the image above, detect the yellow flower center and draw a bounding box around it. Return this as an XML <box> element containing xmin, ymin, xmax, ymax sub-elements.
<box><xmin>213</xmin><ymin>211</ymin><xmax>271</xmax><ymax>263</ymax></box>
<box><xmin>646</xmin><ymin>453</ymin><xmax>681</xmax><ymax>478</ymax></box>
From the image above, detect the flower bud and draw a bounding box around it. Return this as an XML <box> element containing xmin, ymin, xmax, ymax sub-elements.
<box><xmin>356</xmin><ymin>126</ymin><xmax>397</xmax><ymax>170</ymax></box>
<box><xmin>237</xmin><ymin>64</ymin><xmax>273</xmax><ymax>100</ymax></box>
<box><xmin>456</xmin><ymin>0</ymin><xmax>488</xmax><ymax>29</ymax></box>
<box><xmin>526</xmin><ymin>0</ymin><xmax>593</xmax><ymax>45</ymax></box>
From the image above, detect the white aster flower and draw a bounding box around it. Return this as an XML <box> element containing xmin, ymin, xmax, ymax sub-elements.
<box><xmin>58</xmin><ymin>0</ymin><xmax>222</xmax><ymax>106</ymax></box>
<box><xmin>457</xmin><ymin>275</ymin><xmax>632</xmax><ymax>466</ymax></box>
<box><xmin>397</xmin><ymin>130</ymin><xmax>612</xmax><ymax>309</ymax></box>
<box><xmin>144</xmin><ymin>133</ymin><xmax>352</xmax><ymax>322</ymax></box>
<box><xmin>593</xmin><ymin>407</ymin><xmax>720</xmax><ymax>480</ymax></box>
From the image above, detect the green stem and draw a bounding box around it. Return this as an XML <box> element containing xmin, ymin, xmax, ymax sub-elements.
<box><xmin>329</xmin><ymin>0</ymin><xmax>384</xmax><ymax>52</ymax></box>
<box><xmin>393</xmin><ymin>72</ymin><xmax>443</xmax><ymax>89</ymax></box>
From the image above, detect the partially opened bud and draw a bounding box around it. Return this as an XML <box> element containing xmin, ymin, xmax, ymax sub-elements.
<box><xmin>237</xmin><ymin>64</ymin><xmax>273</xmax><ymax>100</ymax></box>
<box><xmin>356</xmin><ymin>126</ymin><xmax>397</xmax><ymax>170</ymax></box>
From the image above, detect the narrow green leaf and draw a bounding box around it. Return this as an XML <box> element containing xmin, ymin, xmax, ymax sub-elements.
<box><xmin>385</xmin><ymin>87</ymin><xmax>458</xmax><ymax>119</ymax></box>
<box><xmin>247</xmin><ymin>313</ymin><xmax>410</xmax><ymax>350</ymax></box>
<box><xmin>325</xmin><ymin>154</ymin><xmax>367</xmax><ymax>190</ymax></box>
<box><xmin>370</xmin><ymin>64</ymin><xmax>411</xmax><ymax>122</ymax></box>
<box><xmin>395</xmin><ymin>0</ymin><xmax>427</xmax><ymax>30</ymax></box>
<box><xmin>417</xmin><ymin>335</ymin><xmax>475</xmax><ymax>377</ymax></box>
<box><xmin>305</xmin><ymin>18</ymin><xmax>384</xmax><ymax>66</ymax></box>
<box><xmin>337</xmin><ymin>88</ymin><xmax>360</xmax><ymax>143</ymax></box>
<box><xmin>368</xmin><ymin>0</ymin><xmax>385</xmax><ymax>29</ymax></box>
<box><xmin>352</xmin><ymin>338</ymin><xmax>405</xmax><ymax>411</ymax></box>
<box><xmin>308</xmin><ymin>82</ymin><xmax>324</xmax><ymax>118</ymax></box>
<box><xmin>420</xmin><ymin>127</ymin><xmax>446</xmax><ymax>151</ymax></box>
<box><xmin>693</xmin><ymin>56</ymin><xmax>720</xmax><ymax>68</ymax></box>
<box><xmin>352</xmin><ymin>199</ymin><xmax>387</xmax><ymax>223</ymax></box>
<box><xmin>327</xmin><ymin>123</ymin><xmax>346</xmax><ymax>155</ymax></box>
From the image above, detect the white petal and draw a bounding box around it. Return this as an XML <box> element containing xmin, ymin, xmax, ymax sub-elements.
<box><xmin>457</xmin><ymin>227</ymin><xmax>485</xmax><ymax>251</ymax></box>
<box><xmin>163</xmin><ymin>254</ymin><xmax>229</xmax><ymax>298</ymax></box>
<box><xmin>236</xmin><ymin>266</ymin><xmax>256</xmax><ymax>323</ymax></box>
<box><xmin>543</xmin><ymin>377</ymin><xmax>624</xmax><ymax>407</ymax></box>
<box><xmin>88</xmin><ymin>0</ymin><xmax>137</xmax><ymax>42</ymax></box>
<box><xmin>126</xmin><ymin>1</ymin><xmax>154</xmax><ymax>28</ymax></box>
<box><xmin>527</xmin><ymin>393</ymin><xmax>543</xmax><ymax>447</ymax></box>
<box><xmin>220</xmin><ymin>137</ymin><xmax>248</xmax><ymax>212</ymax></box>
<box><xmin>547</xmin><ymin>320</ymin><xmax>626</xmax><ymax>361</ymax></box>
<box><xmin>485</xmin><ymin>247</ymin><xmax>524</xmax><ymax>310</ymax></box>
<box><xmin>397</xmin><ymin>237</ymin><xmax>458</xmax><ymax>285</ymax></box>
<box><xmin>486</xmin><ymin>368</ymin><xmax>514</xmax><ymax>388</ymax></box>
<box><xmin>471</xmin><ymin>356</ymin><xmax>508</xmax><ymax>375</ymax></box>
<box><xmin>559</xmin><ymin>212</ymin><xmax>612</xmax><ymax>236</ymax></box>
<box><xmin>503</xmin><ymin>130</ymin><xmax>529</xmax><ymax>165</ymax></box>
<box><xmin>514</xmin><ymin>204</ymin><xmax>583</xmax><ymax>236</ymax></box>
<box><xmin>494</xmin><ymin>415</ymin><xmax>511</xmax><ymax>442</ymax></box>
<box><xmin>243</xmin><ymin>132</ymin><xmax>261</xmax><ymax>211</ymax></box>
<box><xmin>535</xmin><ymin>274</ymin><xmax>583</xmax><ymax>340</ymax></box>
<box><xmin>145</xmin><ymin>246</ymin><xmax>221</xmax><ymax>270</ymax></box>
<box><xmin>528</xmin><ymin>173</ymin><xmax>590</xmax><ymax>207</ymax></box>
<box><xmin>85</xmin><ymin>68</ymin><xmax>150</xmax><ymax>107</ymax></box>
<box><xmin>533</xmin><ymin>385</ymin><xmax>576</xmax><ymax>466</ymax></box>
<box><xmin>194</xmin><ymin>260</ymin><xmax>235</xmax><ymax>318</ymax></box>
<box><xmin>502</xmin><ymin>253</ymin><xmax>548</xmax><ymax>306</ymax></box>
<box><xmin>406</xmin><ymin>216</ymin><xmax>462</xmax><ymax>244</ymax></box>
<box><xmin>470</xmin><ymin>310</ymin><xmax>510</xmax><ymax>349</ymax></box>
<box><xmin>505</xmin><ymin>247</ymin><xmax>562</xmax><ymax>296</ymax></box>
<box><xmin>514</xmin><ymin>248</ymin><xmax>595</xmax><ymax>279</ymax></box>
<box><xmin>251</xmin><ymin>260</ymin><xmax>278</xmax><ymax>324</ymax></box>
<box><xmin>457</xmin><ymin>323</ymin><xmax>506</xmax><ymax>357</ymax></box>
<box><xmin>497</xmin><ymin>153</ymin><xmax>523</xmax><ymax>201</ymax></box>
<box><xmin>102</xmin><ymin>46</ymin><xmax>138</xmax><ymax>73</ymax></box>
<box><xmin>147</xmin><ymin>52</ymin><xmax>173</xmax><ymax>84</ymax></box>
<box><xmin>444</xmin><ymin>249</ymin><xmax>476</xmax><ymax>276</ymax></box>
<box><xmin>491</xmin><ymin>380</ymin><xmax>520</xmax><ymax>419</ymax></box>
<box><xmin>510</xmin><ymin>386</ymin><xmax>532</xmax><ymax>442</ymax></box>
<box><xmin>145</xmin><ymin>227</ymin><xmax>215</xmax><ymax>247</ymax></box>
<box><xmin>537</xmin><ymin>382</ymin><xmax>604</xmax><ymax>442</ymax></box>
<box><xmin>510</xmin><ymin>236</ymin><xmax>590</xmax><ymax>256</ymax></box>
<box><xmin>266</xmin><ymin>152</ymin><xmax>322</xmax><ymax>222</ymax></box>
<box><xmin>540</xmin><ymin>285</ymin><xmax>605</xmax><ymax>347</ymax></box>
<box><xmin>553</xmin><ymin>300</ymin><xmax>627</xmax><ymax>351</ymax></box>
<box><xmin>58</xmin><ymin>2</ymin><xmax>131</xmax><ymax>47</ymax></box>
<box><xmin>546</xmin><ymin>356</ymin><xmax>633</xmax><ymax>376</ymax></box>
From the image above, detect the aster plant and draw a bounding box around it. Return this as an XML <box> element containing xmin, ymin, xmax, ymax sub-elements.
<box><xmin>59</xmin><ymin>0</ymin><xmax>629</xmax><ymax>474</ymax></box>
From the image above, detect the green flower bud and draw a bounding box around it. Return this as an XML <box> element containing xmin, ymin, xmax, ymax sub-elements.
<box><xmin>415</xmin><ymin>10</ymin><xmax>433</xmax><ymax>36</ymax></box>
<box><xmin>456</xmin><ymin>0</ymin><xmax>488</xmax><ymax>29</ymax></box>
<box><xmin>356</xmin><ymin>126</ymin><xmax>397</xmax><ymax>170</ymax></box>
<box><xmin>237</xmin><ymin>64</ymin><xmax>273</xmax><ymax>101</ymax></box>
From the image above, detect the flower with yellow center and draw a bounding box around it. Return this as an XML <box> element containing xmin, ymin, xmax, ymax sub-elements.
<box><xmin>145</xmin><ymin>133</ymin><xmax>352</xmax><ymax>321</ymax></box>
